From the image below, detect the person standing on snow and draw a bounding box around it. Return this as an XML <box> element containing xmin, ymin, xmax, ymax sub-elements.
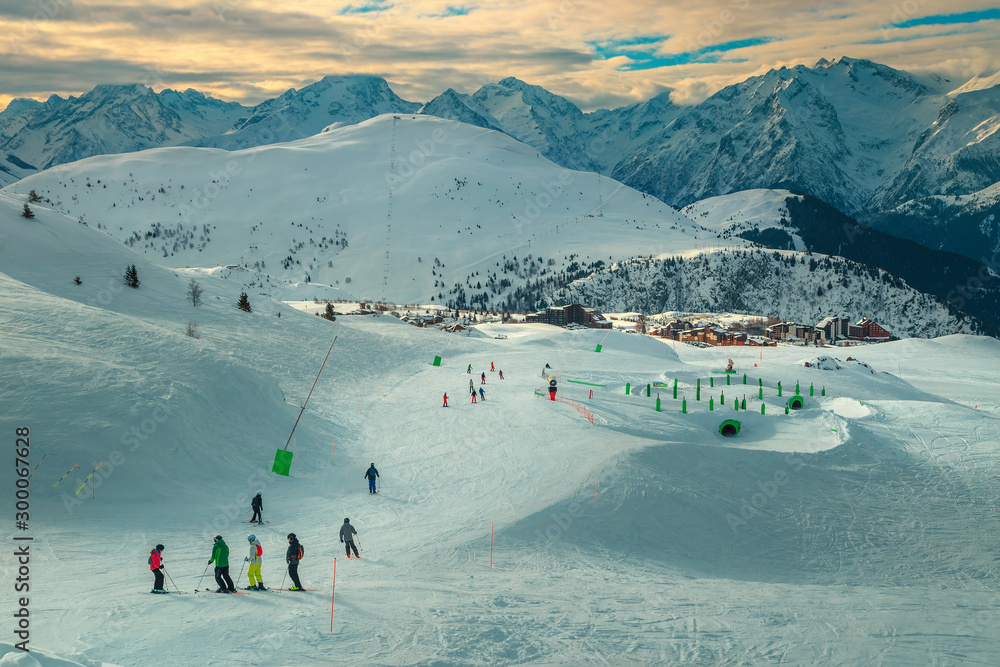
<box><xmin>286</xmin><ymin>533</ymin><xmax>305</xmax><ymax>591</ymax></box>
<box><xmin>443</xmin><ymin>393</ymin><xmax>449</xmax><ymax>407</ymax></box>
<box><xmin>244</xmin><ymin>534</ymin><xmax>264</xmax><ymax>590</ymax></box>
<box><xmin>471</xmin><ymin>390</ymin><xmax>477</xmax><ymax>403</ymax></box>
<box><xmin>498</xmin><ymin>370</ymin><xmax>504</xmax><ymax>380</ymax></box>
<box><xmin>250</xmin><ymin>492</ymin><xmax>263</xmax><ymax>524</ymax></box>
<box><xmin>481</xmin><ymin>372</ymin><xmax>486</xmax><ymax>385</ymax></box>
<box><xmin>209</xmin><ymin>535</ymin><xmax>235</xmax><ymax>593</ymax></box>
<box><xmin>467</xmin><ymin>363</ymin><xmax>472</xmax><ymax>374</ymax></box>
<box><xmin>478</xmin><ymin>387</ymin><xmax>486</xmax><ymax>401</ymax></box>
<box><xmin>490</xmin><ymin>361</ymin><xmax>495</xmax><ymax>372</ymax></box>
<box><xmin>469</xmin><ymin>378</ymin><xmax>474</xmax><ymax>394</ymax></box>
<box><xmin>365</xmin><ymin>462</ymin><xmax>380</xmax><ymax>493</ymax></box>
<box><xmin>149</xmin><ymin>544</ymin><xmax>166</xmax><ymax>594</ymax></box>
<box><xmin>340</xmin><ymin>518</ymin><xmax>360</xmax><ymax>559</ymax></box>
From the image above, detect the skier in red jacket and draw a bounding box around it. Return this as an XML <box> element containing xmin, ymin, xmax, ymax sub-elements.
<box><xmin>443</xmin><ymin>393</ymin><xmax>449</xmax><ymax>407</ymax></box>
<box><xmin>149</xmin><ymin>544</ymin><xmax>166</xmax><ymax>593</ymax></box>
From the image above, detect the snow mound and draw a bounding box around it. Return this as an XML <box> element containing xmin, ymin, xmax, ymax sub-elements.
<box><xmin>827</xmin><ymin>396</ymin><xmax>873</xmax><ymax>419</ymax></box>
<box><xmin>803</xmin><ymin>355</ymin><xmax>842</xmax><ymax>370</ymax></box>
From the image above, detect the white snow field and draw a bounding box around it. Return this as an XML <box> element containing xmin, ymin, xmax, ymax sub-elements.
<box><xmin>2</xmin><ymin>195</ymin><xmax>1000</xmax><ymax>667</ymax></box>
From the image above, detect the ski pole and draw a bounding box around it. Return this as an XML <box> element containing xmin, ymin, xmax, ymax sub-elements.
<box><xmin>162</xmin><ymin>566</ymin><xmax>183</xmax><ymax>593</ymax></box>
<box><xmin>279</xmin><ymin>565</ymin><xmax>288</xmax><ymax>591</ymax></box>
<box><xmin>196</xmin><ymin>562</ymin><xmax>211</xmax><ymax>591</ymax></box>
<box><xmin>237</xmin><ymin>559</ymin><xmax>247</xmax><ymax>587</ymax></box>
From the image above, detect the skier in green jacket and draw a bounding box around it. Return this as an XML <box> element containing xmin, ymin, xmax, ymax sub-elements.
<box><xmin>209</xmin><ymin>535</ymin><xmax>235</xmax><ymax>593</ymax></box>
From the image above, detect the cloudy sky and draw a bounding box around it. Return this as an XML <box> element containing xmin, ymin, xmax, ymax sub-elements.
<box><xmin>2</xmin><ymin>0</ymin><xmax>999</xmax><ymax>111</ymax></box>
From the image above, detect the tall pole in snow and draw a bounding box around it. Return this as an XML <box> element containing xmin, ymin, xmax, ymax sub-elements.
<box><xmin>283</xmin><ymin>336</ymin><xmax>338</xmax><ymax>451</ymax></box>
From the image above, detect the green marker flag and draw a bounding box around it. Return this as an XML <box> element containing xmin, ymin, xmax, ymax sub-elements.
<box><xmin>646</xmin><ymin>384</ymin><xmax>651</xmax><ymax>397</ymax></box>
<box><xmin>743</xmin><ymin>373</ymin><xmax>747</xmax><ymax>385</ymax></box>
<box><xmin>272</xmin><ymin>450</ymin><xmax>294</xmax><ymax>476</ymax></box>
<box><xmin>595</xmin><ymin>344</ymin><xmax>602</xmax><ymax>353</ymax></box>
<box><xmin>626</xmin><ymin>382</ymin><xmax>631</xmax><ymax>395</ymax></box>
<box><xmin>709</xmin><ymin>397</ymin><xmax>714</xmax><ymax>411</ymax></box>
<box><xmin>432</xmin><ymin>356</ymin><xmax>442</xmax><ymax>367</ymax></box>
<box><xmin>682</xmin><ymin>398</ymin><xmax>687</xmax><ymax>414</ymax></box>
<box><xmin>726</xmin><ymin>374</ymin><xmax>731</xmax><ymax>386</ymax></box>
<box><xmin>760</xmin><ymin>403</ymin><xmax>765</xmax><ymax>415</ymax></box>
<box><xmin>710</xmin><ymin>377</ymin><xmax>714</xmax><ymax>388</ymax></box>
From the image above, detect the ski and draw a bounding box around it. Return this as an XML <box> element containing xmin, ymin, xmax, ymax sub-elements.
<box><xmin>242</xmin><ymin>520</ymin><xmax>269</xmax><ymax>524</ymax></box>
<box><xmin>195</xmin><ymin>589</ymin><xmax>248</xmax><ymax>594</ymax></box>
<box><xmin>273</xmin><ymin>588</ymin><xmax>317</xmax><ymax>592</ymax></box>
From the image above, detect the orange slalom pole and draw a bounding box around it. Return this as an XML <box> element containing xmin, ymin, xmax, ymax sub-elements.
<box><xmin>330</xmin><ymin>558</ymin><xmax>336</xmax><ymax>632</ymax></box>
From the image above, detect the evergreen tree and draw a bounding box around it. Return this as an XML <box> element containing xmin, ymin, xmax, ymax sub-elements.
<box><xmin>237</xmin><ymin>292</ymin><xmax>252</xmax><ymax>312</ymax></box>
<box><xmin>21</xmin><ymin>203</ymin><xmax>35</xmax><ymax>219</ymax></box>
<box><xmin>28</xmin><ymin>190</ymin><xmax>42</xmax><ymax>203</ymax></box>
<box><xmin>124</xmin><ymin>264</ymin><xmax>140</xmax><ymax>288</ymax></box>
<box><xmin>323</xmin><ymin>303</ymin><xmax>337</xmax><ymax>321</ymax></box>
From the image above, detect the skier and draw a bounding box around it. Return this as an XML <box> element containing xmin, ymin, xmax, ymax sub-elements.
<box><xmin>442</xmin><ymin>393</ymin><xmax>449</xmax><ymax>407</ymax></box>
<box><xmin>478</xmin><ymin>386</ymin><xmax>486</xmax><ymax>401</ymax></box>
<box><xmin>471</xmin><ymin>391</ymin><xmax>477</xmax><ymax>403</ymax></box>
<box><xmin>490</xmin><ymin>361</ymin><xmax>495</xmax><ymax>372</ymax></box>
<box><xmin>470</xmin><ymin>378</ymin><xmax>474</xmax><ymax>394</ymax></box>
<box><xmin>149</xmin><ymin>544</ymin><xmax>166</xmax><ymax>594</ymax></box>
<box><xmin>250</xmin><ymin>492</ymin><xmax>263</xmax><ymax>524</ymax></box>
<box><xmin>286</xmin><ymin>533</ymin><xmax>304</xmax><ymax>591</ymax></box>
<box><xmin>481</xmin><ymin>372</ymin><xmax>486</xmax><ymax>385</ymax></box>
<box><xmin>340</xmin><ymin>518</ymin><xmax>360</xmax><ymax>559</ymax></box>
<box><xmin>467</xmin><ymin>363</ymin><xmax>472</xmax><ymax>374</ymax></box>
<box><xmin>542</xmin><ymin>363</ymin><xmax>551</xmax><ymax>378</ymax></box>
<box><xmin>365</xmin><ymin>463</ymin><xmax>380</xmax><ymax>494</ymax></box>
<box><xmin>209</xmin><ymin>535</ymin><xmax>235</xmax><ymax>593</ymax></box>
<box><xmin>244</xmin><ymin>534</ymin><xmax>264</xmax><ymax>590</ymax></box>
<box><xmin>499</xmin><ymin>370</ymin><xmax>504</xmax><ymax>380</ymax></box>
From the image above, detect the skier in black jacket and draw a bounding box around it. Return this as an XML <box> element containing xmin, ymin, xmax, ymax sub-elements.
<box><xmin>365</xmin><ymin>463</ymin><xmax>379</xmax><ymax>494</ymax></box>
<box><xmin>285</xmin><ymin>533</ymin><xmax>304</xmax><ymax>591</ymax></box>
<box><xmin>250</xmin><ymin>492</ymin><xmax>263</xmax><ymax>524</ymax></box>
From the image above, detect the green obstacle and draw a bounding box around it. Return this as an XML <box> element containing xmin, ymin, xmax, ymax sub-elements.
<box><xmin>760</xmin><ymin>403</ymin><xmax>765</xmax><ymax>415</ymax></box>
<box><xmin>595</xmin><ymin>344</ymin><xmax>602</xmax><ymax>353</ymax></box>
<box><xmin>682</xmin><ymin>398</ymin><xmax>687</xmax><ymax>414</ymax></box>
<box><xmin>796</xmin><ymin>381</ymin><xmax>800</xmax><ymax>394</ymax></box>
<box><xmin>810</xmin><ymin>383</ymin><xmax>814</xmax><ymax>396</ymax></box>
<box><xmin>709</xmin><ymin>397</ymin><xmax>714</xmax><ymax>411</ymax></box>
<box><xmin>789</xmin><ymin>395</ymin><xmax>805</xmax><ymax>410</ymax></box>
<box><xmin>743</xmin><ymin>373</ymin><xmax>747</xmax><ymax>385</ymax></box>
<box><xmin>726</xmin><ymin>374</ymin><xmax>731</xmax><ymax>386</ymax></box>
<box><xmin>655</xmin><ymin>397</ymin><xmax>661</xmax><ymax>412</ymax></box>
<box><xmin>777</xmin><ymin>381</ymin><xmax>783</xmax><ymax>397</ymax></box>
<box><xmin>741</xmin><ymin>397</ymin><xmax>746</xmax><ymax>410</ymax></box>
<box><xmin>272</xmin><ymin>449</ymin><xmax>294</xmax><ymax>476</ymax></box>
<box><xmin>710</xmin><ymin>377</ymin><xmax>714</xmax><ymax>388</ymax></box>
<box><xmin>673</xmin><ymin>379</ymin><xmax>678</xmax><ymax>400</ymax></box>
<box><xmin>822</xmin><ymin>386</ymin><xmax>826</xmax><ymax>396</ymax></box>
<box><xmin>734</xmin><ymin>400</ymin><xmax>739</xmax><ymax>412</ymax></box>
<box><xmin>720</xmin><ymin>391</ymin><xmax>725</xmax><ymax>405</ymax></box>
<box><xmin>719</xmin><ymin>419</ymin><xmax>741</xmax><ymax>437</ymax></box>
<box><xmin>646</xmin><ymin>384</ymin><xmax>651</xmax><ymax>397</ymax></box>
<box><xmin>758</xmin><ymin>387</ymin><xmax>763</xmax><ymax>400</ymax></box>
<box><xmin>432</xmin><ymin>356</ymin><xmax>442</xmax><ymax>367</ymax></box>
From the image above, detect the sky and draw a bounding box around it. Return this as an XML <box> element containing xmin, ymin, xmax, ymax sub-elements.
<box><xmin>1</xmin><ymin>0</ymin><xmax>999</xmax><ymax>112</ymax></box>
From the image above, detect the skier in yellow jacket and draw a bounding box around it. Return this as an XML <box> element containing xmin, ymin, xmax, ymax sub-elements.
<box><xmin>243</xmin><ymin>534</ymin><xmax>265</xmax><ymax>590</ymax></box>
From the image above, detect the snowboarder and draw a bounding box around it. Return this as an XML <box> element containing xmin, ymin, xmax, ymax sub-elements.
<box><xmin>498</xmin><ymin>370</ymin><xmax>504</xmax><ymax>380</ymax></box>
<box><xmin>286</xmin><ymin>533</ymin><xmax>304</xmax><ymax>591</ymax></box>
<box><xmin>149</xmin><ymin>544</ymin><xmax>166</xmax><ymax>593</ymax></box>
<box><xmin>442</xmin><ymin>393</ymin><xmax>449</xmax><ymax>407</ymax></box>
<box><xmin>467</xmin><ymin>363</ymin><xmax>472</xmax><ymax>374</ymax></box>
<box><xmin>250</xmin><ymin>492</ymin><xmax>263</xmax><ymax>524</ymax></box>
<box><xmin>340</xmin><ymin>518</ymin><xmax>360</xmax><ymax>559</ymax></box>
<box><xmin>490</xmin><ymin>361</ymin><xmax>495</xmax><ymax>372</ymax></box>
<box><xmin>478</xmin><ymin>387</ymin><xmax>486</xmax><ymax>401</ymax></box>
<box><xmin>365</xmin><ymin>463</ymin><xmax>379</xmax><ymax>494</ymax></box>
<box><xmin>481</xmin><ymin>372</ymin><xmax>486</xmax><ymax>385</ymax></box>
<box><xmin>244</xmin><ymin>534</ymin><xmax>264</xmax><ymax>590</ymax></box>
<box><xmin>209</xmin><ymin>535</ymin><xmax>235</xmax><ymax>593</ymax></box>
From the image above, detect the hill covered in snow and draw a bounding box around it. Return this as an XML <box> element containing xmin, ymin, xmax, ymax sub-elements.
<box><xmin>3</xmin><ymin>114</ymin><xmax>708</xmax><ymax>309</ymax></box>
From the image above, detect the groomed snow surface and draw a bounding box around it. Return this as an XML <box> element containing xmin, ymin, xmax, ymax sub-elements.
<box><xmin>2</xmin><ymin>196</ymin><xmax>1000</xmax><ymax>666</ymax></box>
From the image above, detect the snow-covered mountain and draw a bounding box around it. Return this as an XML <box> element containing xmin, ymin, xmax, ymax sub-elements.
<box><xmin>3</xmin><ymin>114</ymin><xmax>709</xmax><ymax>309</ymax></box>
<box><xmin>554</xmin><ymin>249</ymin><xmax>987</xmax><ymax>338</ymax></box>
<box><xmin>611</xmin><ymin>57</ymin><xmax>1000</xmax><ymax>214</ymax></box>
<box><xmin>0</xmin><ymin>85</ymin><xmax>247</xmax><ymax>188</ymax></box>
<box><xmin>864</xmin><ymin>180</ymin><xmax>1000</xmax><ymax>263</ymax></box>
<box><xmin>418</xmin><ymin>88</ymin><xmax>504</xmax><ymax>132</ymax></box>
<box><xmin>191</xmin><ymin>75</ymin><xmax>421</xmax><ymax>150</ymax></box>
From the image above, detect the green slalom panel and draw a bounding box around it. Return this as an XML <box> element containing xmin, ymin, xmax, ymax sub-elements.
<box><xmin>432</xmin><ymin>356</ymin><xmax>442</xmax><ymax>367</ymax></box>
<box><xmin>272</xmin><ymin>449</ymin><xmax>294</xmax><ymax>476</ymax></box>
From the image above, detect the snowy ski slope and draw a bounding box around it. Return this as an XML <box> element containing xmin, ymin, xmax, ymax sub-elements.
<box><xmin>2</xmin><ymin>186</ymin><xmax>1000</xmax><ymax>666</ymax></box>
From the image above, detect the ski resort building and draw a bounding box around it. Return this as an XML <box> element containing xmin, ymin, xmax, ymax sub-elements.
<box><xmin>817</xmin><ymin>316</ymin><xmax>852</xmax><ymax>342</ymax></box>
<box><xmin>524</xmin><ymin>304</ymin><xmax>612</xmax><ymax>329</ymax></box>
<box><xmin>848</xmin><ymin>318</ymin><xmax>890</xmax><ymax>342</ymax></box>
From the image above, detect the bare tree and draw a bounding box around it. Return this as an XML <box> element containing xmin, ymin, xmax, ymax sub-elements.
<box><xmin>187</xmin><ymin>278</ymin><xmax>204</xmax><ymax>307</ymax></box>
<box><xmin>185</xmin><ymin>321</ymin><xmax>201</xmax><ymax>339</ymax></box>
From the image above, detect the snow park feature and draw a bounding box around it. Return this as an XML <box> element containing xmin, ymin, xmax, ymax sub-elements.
<box><xmin>719</xmin><ymin>420</ymin><xmax>741</xmax><ymax>437</ymax></box>
<box><xmin>2</xmin><ymin>151</ymin><xmax>1000</xmax><ymax>664</ymax></box>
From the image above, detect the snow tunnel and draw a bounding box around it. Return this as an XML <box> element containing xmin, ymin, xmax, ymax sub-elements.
<box><xmin>718</xmin><ymin>419</ymin><xmax>741</xmax><ymax>437</ymax></box>
<box><xmin>789</xmin><ymin>395</ymin><xmax>805</xmax><ymax>410</ymax></box>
